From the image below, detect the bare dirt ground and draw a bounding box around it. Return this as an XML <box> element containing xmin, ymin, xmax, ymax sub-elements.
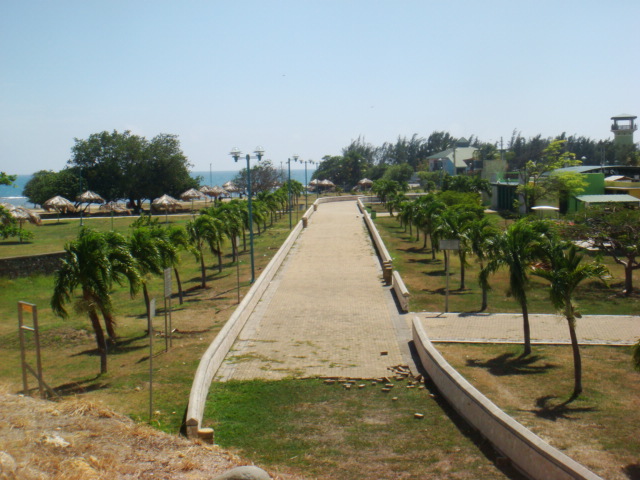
<box><xmin>0</xmin><ymin>388</ymin><xmax>303</xmax><ymax>480</ymax></box>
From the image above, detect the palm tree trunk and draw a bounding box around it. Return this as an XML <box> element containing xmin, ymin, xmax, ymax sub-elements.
<box><xmin>430</xmin><ymin>233</ymin><xmax>437</xmax><ymax>260</ymax></box>
<box><xmin>85</xmin><ymin>291</ymin><xmax>108</xmax><ymax>374</ymax></box>
<box><xmin>479</xmin><ymin>261</ymin><xmax>488</xmax><ymax>312</ymax></box>
<box><xmin>143</xmin><ymin>284</ymin><xmax>151</xmax><ymax>330</ymax></box>
<box><xmin>217</xmin><ymin>248</ymin><xmax>223</xmax><ymax>273</ymax></box>
<box><xmin>459</xmin><ymin>251</ymin><xmax>465</xmax><ymax>290</ymax></box>
<box><xmin>200</xmin><ymin>252</ymin><xmax>207</xmax><ymax>288</ymax></box>
<box><xmin>567</xmin><ymin>311</ymin><xmax>582</xmax><ymax>398</ymax></box>
<box><xmin>624</xmin><ymin>263</ymin><xmax>633</xmax><ymax>296</ymax></box>
<box><xmin>173</xmin><ymin>267</ymin><xmax>183</xmax><ymax>305</ymax></box>
<box><xmin>520</xmin><ymin>298</ymin><xmax>532</xmax><ymax>356</ymax></box>
<box><xmin>99</xmin><ymin>305</ymin><xmax>118</xmax><ymax>342</ymax></box>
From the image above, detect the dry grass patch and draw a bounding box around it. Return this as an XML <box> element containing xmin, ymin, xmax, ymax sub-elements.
<box><xmin>437</xmin><ymin>343</ymin><xmax>640</xmax><ymax>480</ymax></box>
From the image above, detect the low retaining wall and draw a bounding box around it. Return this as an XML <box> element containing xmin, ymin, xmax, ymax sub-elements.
<box><xmin>0</xmin><ymin>251</ymin><xmax>66</xmax><ymax>278</ymax></box>
<box><xmin>392</xmin><ymin>271</ymin><xmax>410</xmax><ymax>312</ymax></box>
<box><xmin>412</xmin><ymin>318</ymin><xmax>603</xmax><ymax>480</ymax></box>
<box><xmin>357</xmin><ymin>198</ymin><xmax>392</xmax><ymax>284</ymax></box>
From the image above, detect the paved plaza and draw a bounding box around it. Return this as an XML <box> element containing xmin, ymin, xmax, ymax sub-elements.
<box><xmin>216</xmin><ymin>200</ymin><xmax>639</xmax><ymax>381</ymax></box>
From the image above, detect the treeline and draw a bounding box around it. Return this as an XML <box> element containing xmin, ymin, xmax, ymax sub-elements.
<box><xmin>313</xmin><ymin>130</ymin><xmax>639</xmax><ymax>189</ymax></box>
<box><xmin>24</xmin><ymin>131</ymin><xmax>198</xmax><ymax>212</ymax></box>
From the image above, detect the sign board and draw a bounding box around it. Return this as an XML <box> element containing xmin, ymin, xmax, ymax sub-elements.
<box><xmin>150</xmin><ymin>298</ymin><xmax>156</xmax><ymax>318</ymax></box>
<box><xmin>440</xmin><ymin>239</ymin><xmax>460</xmax><ymax>250</ymax></box>
<box><xmin>163</xmin><ymin>268</ymin><xmax>172</xmax><ymax>299</ymax></box>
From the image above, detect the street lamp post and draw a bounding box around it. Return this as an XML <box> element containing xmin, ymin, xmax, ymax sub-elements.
<box><xmin>230</xmin><ymin>146</ymin><xmax>264</xmax><ymax>283</ymax></box>
<box><xmin>301</xmin><ymin>159</ymin><xmax>313</xmax><ymax>211</ymax></box>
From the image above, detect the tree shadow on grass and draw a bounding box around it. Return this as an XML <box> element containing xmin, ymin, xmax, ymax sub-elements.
<box><xmin>53</xmin><ymin>375</ymin><xmax>110</xmax><ymax>397</ymax></box>
<box><xmin>527</xmin><ymin>395</ymin><xmax>596</xmax><ymax>422</ymax></box>
<box><xmin>622</xmin><ymin>463</ymin><xmax>640</xmax><ymax>480</ymax></box>
<box><xmin>71</xmin><ymin>334</ymin><xmax>148</xmax><ymax>358</ymax></box>
<box><xmin>466</xmin><ymin>352</ymin><xmax>558</xmax><ymax>376</ymax></box>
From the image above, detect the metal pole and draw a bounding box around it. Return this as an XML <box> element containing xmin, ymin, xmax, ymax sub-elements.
<box><xmin>287</xmin><ymin>158</ymin><xmax>292</xmax><ymax>229</ymax></box>
<box><xmin>246</xmin><ymin>154</ymin><xmax>255</xmax><ymax>283</ymax></box>
<box><xmin>148</xmin><ymin>306</ymin><xmax>153</xmax><ymax>423</ymax></box>
<box><xmin>304</xmin><ymin>161</ymin><xmax>308</xmax><ymax>211</ymax></box>
<box><xmin>445</xmin><ymin>250</ymin><xmax>450</xmax><ymax>313</ymax></box>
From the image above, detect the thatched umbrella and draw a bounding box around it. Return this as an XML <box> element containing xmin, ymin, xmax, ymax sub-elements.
<box><xmin>76</xmin><ymin>190</ymin><xmax>105</xmax><ymax>214</ymax></box>
<box><xmin>43</xmin><ymin>195</ymin><xmax>76</xmax><ymax>222</ymax></box>
<box><xmin>319</xmin><ymin>179</ymin><xmax>335</xmax><ymax>193</ymax></box>
<box><xmin>43</xmin><ymin>195</ymin><xmax>76</xmax><ymax>213</ymax></box>
<box><xmin>357</xmin><ymin>178</ymin><xmax>373</xmax><ymax>190</ymax></box>
<box><xmin>152</xmin><ymin>194</ymin><xmax>180</xmax><ymax>222</ymax></box>
<box><xmin>223</xmin><ymin>181</ymin><xmax>239</xmax><ymax>194</ymax></box>
<box><xmin>181</xmin><ymin>188</ymin><xmax>204</xmax><ymax>213</ymax></box>
<box><xmin>210</xmin><ymin>185</ymin><xmax>228</xmax><ymax>201</ymax></box>
<box><xmin>1</xmin><ymin>203</ymin><xmax>41</xmax><ymax>242</ymax></box>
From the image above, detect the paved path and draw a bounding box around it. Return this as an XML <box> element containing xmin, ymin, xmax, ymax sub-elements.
<box><xmin>216</xmin><ymin>201</ymin><xmax>408</xmax><ymax>381</ymax></box>
<box><xmin>216</xmin><ymin>200</ymin><xmax>639</xmax><ymax>382</ymax></box>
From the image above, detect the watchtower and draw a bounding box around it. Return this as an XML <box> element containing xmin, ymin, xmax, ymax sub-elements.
<box><xmin>611</xmin><ymin>113</ymin><xmax>637</xmax><ymax>147</ymax></box>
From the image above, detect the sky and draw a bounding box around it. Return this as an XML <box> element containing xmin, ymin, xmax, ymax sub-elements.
<box><xmin>1</xmin><ymin>0</ymin><xmax>639</xmax><ymax>175</ymax></box>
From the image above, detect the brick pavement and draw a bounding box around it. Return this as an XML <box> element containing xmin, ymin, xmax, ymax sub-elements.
<box><xmin>215</xmin><ymin>201</ymin><xmax>407</xmax><ymax>381</ymax></box>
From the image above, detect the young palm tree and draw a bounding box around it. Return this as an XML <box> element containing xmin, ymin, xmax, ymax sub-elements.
<box><xmin>532</xmin><ymin>240</ymin><xmax>608</xmax><ymax>398</ymax></box>
<box><xmin>435</xmin><ymin>206</ymin><xmax>477</xmax><ymax>290</ymax></box>
<box><xmin>468</xmin><ymin>217</ymin><xmax>499</xmax><ymax>311</ymax></box>
<box><xmin>186</xmin><ymin>214</ymin><xmax>224</xmax><ymax>288</ymax></box>
<box><xmin>414</xmin><ymin>195</ymin><xmax>445</xmax><ymax>259</ymax></box>
<box><xmin>166</xmin><ymin>225</ymin><xmax>194</xmax><ymax>305</ymax></box>
<box><xmin>484</xmin><ymin>218</ymin><xmax>551</xmax><ymax>356</ymax></box>
<box><xmin>51</xmin><ymin>229</ymin><xmax>140</xmax><ymax>374</ymax></box>
<box><xmin>128</xmin><ymin>227</ymin><xmax>165</xmax><ymax>323</ymax></box>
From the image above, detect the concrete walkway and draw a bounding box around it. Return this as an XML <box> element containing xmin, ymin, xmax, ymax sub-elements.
<box><xmin>216</xmin><ymin>200</ymin><xmax>639</xmax><ymax>382</ymax></box>
<box><xmin>216</xmin><ymin>201</ymin><xmax>408</xmax><ymax>381</ymax></box>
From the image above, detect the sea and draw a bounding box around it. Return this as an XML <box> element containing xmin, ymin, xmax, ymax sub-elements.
<box><xmin>0</xmin><ymin>169</ymin><xmax>314</xmax><ymax>208</ymax></box>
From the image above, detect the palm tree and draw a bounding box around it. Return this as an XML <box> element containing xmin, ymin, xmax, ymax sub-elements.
<box><xmin>413</xmin><ymin>195</ymin><xmax>445</xmax><ymax>258</ymax></box>
<box><xmin>166</xmin><ymin>225</ymin><xmax>194</xmax><ymax>305</ymax></box>
<box><xmin>435</xmin><ymin>206</ymin><xmax>478</xmax><ymax>290</ymax></box>
<box><xmin>51</xmin><ymin>229</ymin><xmax>140</xmax><ymax>374</ymax></box>
<box><xmin>186</xmin><ymin>214</ymin><xmax>224</xmax><ymax>288</ymax></box>
<box><xmin>128</xmin><ymin>227</ymin><xmax>165</xmax><ymax>323</ymax></box>
<box><xmin>532</xmin><ymin>240</ymin><xmax>608</xmax><ymax>398</ymax></box>
<box><xmin>484</xmin><ymin>218</ymin><xmax>551</xmax><ymax>356</ymax></box>
<box><xmin>468</xmin><ymin>217</ymin><xmax>499</xmax><ymax>311</ymax></box>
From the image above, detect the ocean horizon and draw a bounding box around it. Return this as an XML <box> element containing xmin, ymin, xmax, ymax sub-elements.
<box><xmin>0</xmin><ymin>169</ymin><xmax>315</xmax><ymax>207</ymax></box>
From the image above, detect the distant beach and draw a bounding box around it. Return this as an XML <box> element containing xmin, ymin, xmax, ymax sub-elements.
<box><xmin>0</xmin><ymin>169</ymin><xmax>314</xmax><ymax>207</ymax></box>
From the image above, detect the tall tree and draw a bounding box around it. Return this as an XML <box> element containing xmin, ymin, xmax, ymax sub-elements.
<box><xmin>516</xmin><ymin>139</ymin><xmax>582</xmax><ymax>213</ymax></box>
<box><xmin>68</xmin><ymin>130</ymin><xmax>198</xmax><ymax>212</ymax></box>
<box><xmin>570</xmin><ymin>207</ymin><xmax>640</xmax><ymax>296</ymax></box>
<box><xmin>532</xmin><ymin>240</ymin><xmax>608</xmax><ymax>398</ymax></box>
<box><xmin>51</xmin><ymin>229</ymin><xmax>140</xmax><ymax>374</ymax></box>
<box><xmin>484</xmin><ymin>219</ymin><xmax>551</xmax><ymax>355</ymax></box>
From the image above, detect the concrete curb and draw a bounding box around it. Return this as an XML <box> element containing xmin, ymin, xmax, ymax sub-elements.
<box><xmin>412</xmin><ymin>317</ymin><xmax>603</xmax><ymax>480</ymax></box>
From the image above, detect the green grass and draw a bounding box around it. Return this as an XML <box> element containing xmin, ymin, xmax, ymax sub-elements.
<box><xmin>0</xmin><ymin>213</ymin><xmax>295</xmax><ymax>434</ymax></box>
<box><xmin>204</xmin><ymin>378</ymin><xmax>524</xmax><ymax>480</ymax></box>
<box><xmin>374</xmin><ymin>215</ymin><xmax>640</xmax><ymax>315</ymax></box>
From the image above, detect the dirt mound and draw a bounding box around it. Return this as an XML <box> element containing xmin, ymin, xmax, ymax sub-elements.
<box><xmin>0</xmin><ymin>391</ymin><xmax>295</xmax><ymax>480</ymax></box>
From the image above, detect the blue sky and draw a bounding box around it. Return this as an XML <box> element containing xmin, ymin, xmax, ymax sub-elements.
<box><xmin>1</xmin><ymin>1</ymin><xmax>638</xmax><ymax>174</ymax></box>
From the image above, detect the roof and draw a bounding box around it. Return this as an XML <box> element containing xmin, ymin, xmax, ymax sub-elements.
<box><xmin>426</xmin><ymin>146</ymin><xmax>478</xmax><ymax>168</ymax></box>
<box><xmin>575</xmin><ymin>194</ymin><xmax>640</xmax><ymax>204</ymax></box>
<box><xmin>605</xmin><ymin>175</ymin><xmax>631</xmax><ymax>181</ymax></box>
<box><xmin>611</xmin><ymin>113</ymin><xmax>637</xmax><ymax>119</ymax></box>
